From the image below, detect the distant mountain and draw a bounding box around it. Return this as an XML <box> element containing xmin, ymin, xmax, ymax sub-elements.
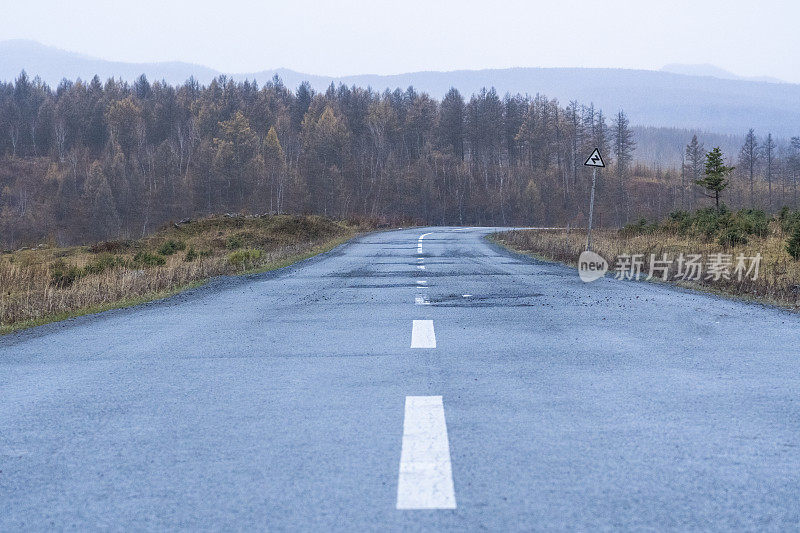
<box><xmin>2</xmin><ymin>40</ymin><xmax>799</xmax><ymax>137</ymax></box>
<box><xmin>661</xmin><ymin>63</ymin><xmax>786</xmax><ymax>84</ymax></box>
<box><xmin>0</xmin><ymin>40</ymin><xmax>219</xmax><ymax>86</ymax></box>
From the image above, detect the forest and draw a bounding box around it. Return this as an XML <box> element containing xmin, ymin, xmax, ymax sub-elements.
<box><xmin>1</xmin><ymin>71</ymin><xmax>799</xmax><ymax>248</ymax></box>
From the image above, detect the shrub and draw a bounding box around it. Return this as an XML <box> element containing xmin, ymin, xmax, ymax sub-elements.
<box><xmin>669</xmin><ymin>210</ymin><xmax>690</xmax><ymax>222</ymax></box>
<box><xmin>616</xmin><ymin>207</ymin><xmax>770</xmax><ymax>245</ymax></box>
<box><xmin>226</xmin><ymin>234</ymin><xmax>244</xmax><ymax>249</ymax></box>
<box><xmin>665</xmin><ymin>210</ymin><xmax>693</xmax><ymax>233</ymax></box>
<box><xmin>732</xmin><ymin>208</ymin><xmax>768</xmax><ymax>238</ymax></box>
<box><xmin>82</xmin><ymin>253</ymin><xmax>127</xmax><ymax>275</ymax></box>
<box><xmin>691</xmin><ymin>207</ymin><xmax>727</xmax><ymax>238</ymax></box>
<box><xmin>779</xmin><ymin>207</ymin><xmax>800</xmax><ymax>234</ymax></box>
<box><xmin>620</xmin><ymin>218</ymin><xmax>658</xmax><ymax>237</ymax></box>
<box><xmin>157</xmin><ymin>239</ymin><xmax>186</xmax><ymax>256</ymax></box>
<box><xmin>184</xmin><ymin>246</ymin><xmax>212</xmax><ymax>262</ymax></box>
<box><xmin>718</xmin><ymin>227</ymin><xmax>748</xmax><ymax>247</ymax></box>
<box><xmin>228</xmin><ymin>248</ymin><xmax>262</xmax><ymax>269</ymax></box>
<box><xmin>132</xmin><ymin>251</ymin><xmax>166</xmax><ymax>267</ymax></box>
<box><xmin>787</xmin><ymin>227</ymin><xmax>800</xmax><ymax>260</ymax></box>
<box><xmin>88</xmin><ymin>240</ymin><xmax>127</xmax><ymax>253</ymax></box>
<box><xmin>50</xmin><ymin>259</ymin><xmax>83</xmax><ymax>288</ymax></box>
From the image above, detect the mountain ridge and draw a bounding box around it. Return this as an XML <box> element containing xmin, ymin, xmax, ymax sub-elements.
<box><xmin>1</xmin><ymin>40</ymin><xmax>799</xmax><ymax>137</ymax></box>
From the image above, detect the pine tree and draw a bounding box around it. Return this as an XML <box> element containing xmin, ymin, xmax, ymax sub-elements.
<box><xmin>612</xmin><ymin>110</ymin><xmax>635</xmax><ymax>225</ymax></box>
<box><xmin>437</xmin><ymin>88</ymin><xmax>465</xmax><ymax>160</ymax></box>
<box><xmin>763</xmin><ymin>133</ymin><xmax>776</xmax><ymax>210</ymax></box>
<box><xmin>685</xmin><ymin>135</ymin><xmax>704</xmax><ymax>209</ymax></box>
<box><xmin>739</xmin><ymin>129</ymin><xmax>760</xmax><ymax>207</ymax></box>
<box><xmin>697</xmin><ymin>147</ymin><xmax>734</xmax><ymax>211</ymax></box>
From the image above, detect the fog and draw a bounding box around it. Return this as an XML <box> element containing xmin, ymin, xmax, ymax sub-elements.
<box><xmin>2</xmin><ymin>0</ymin><xmax>800</xmax><ymax>82</ymax></box>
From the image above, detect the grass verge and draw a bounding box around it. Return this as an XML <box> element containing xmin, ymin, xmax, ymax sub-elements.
<box><xmin>492</xmin><ymin>208</ymin><xmax>800</xmax><ymax>309</ymax></box>
<box><xmin>1</xmin><ymin>214</ymin><xmax>371</xmax><ymax>334</ymax></box>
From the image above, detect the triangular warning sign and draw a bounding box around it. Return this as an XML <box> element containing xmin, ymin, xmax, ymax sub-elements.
<box><xmin>584</xmin><ymin>149</ymin><xmax>605</xmax><ymax>168</ymax></box>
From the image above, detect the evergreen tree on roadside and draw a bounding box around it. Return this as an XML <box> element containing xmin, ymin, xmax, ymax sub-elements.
<box><xmin>696</xmin><ymin>147</ymin><xmax>734</xmax><ymax>211</ymax></box>
<box><xmin>787</xmin><ymin>225</ymin><xmax>800</xmax><ymax>260</ymax></box>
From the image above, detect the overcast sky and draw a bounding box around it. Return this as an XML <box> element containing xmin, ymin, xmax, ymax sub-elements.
<box><xmin>3</xmin><ymin>0</ymin><xmax>800</xmax><ymax>82</ymax></box>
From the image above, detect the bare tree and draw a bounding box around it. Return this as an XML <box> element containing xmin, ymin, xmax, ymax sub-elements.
<box><xmin>53</xmin><ymin>118</ymin><xmax>66</xmax><ymax>162</ymax></box>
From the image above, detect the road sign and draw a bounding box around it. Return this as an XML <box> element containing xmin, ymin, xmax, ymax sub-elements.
<box><xmin>583</xmin><ymin>149</ymin><xmax>604</xmax><ymax>251</ymax></box>
<box><xmin>584</xmin><ymin>148</ymin><xmax>605</xmax><ymax>168</ymax></box>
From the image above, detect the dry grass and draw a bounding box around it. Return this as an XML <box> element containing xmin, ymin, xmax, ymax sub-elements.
<box><xmin>0</xmin><ymin>214</ymin><xmax>370</xmax><ymax>333</ymax></box>
<box><xmin>494</xmin><ymin>225</ymin><xmax>800</xmax><ymax>309</ymax></box>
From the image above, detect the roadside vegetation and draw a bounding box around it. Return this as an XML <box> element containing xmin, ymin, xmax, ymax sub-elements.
<box><xmin>0</xmin><ymin>214</ymin><xmax>370</xmax><ymax>333</ymax></box>
<box><xmin>495</xmin><ymin>206</ymin><xmax>800</xmax><ymax>308</ymax></box>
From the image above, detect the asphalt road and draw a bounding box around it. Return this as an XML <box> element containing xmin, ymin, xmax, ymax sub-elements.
<box><xmin>2</xmin><ymin>227</ymin><xmax>800</xmax><ymax>531</ymax></box>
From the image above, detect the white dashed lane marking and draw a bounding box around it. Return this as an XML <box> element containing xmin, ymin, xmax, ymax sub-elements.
<box><xmin>401</xmin><ymin>233</ymin><xmax>453</xmax><ymax>510</ymax></box>
<box><xmin>410</xmin><ymin>320</ymin><xmax>436</xmax><ymax>348</ymax></box>
<box><xmin>397</xmin><ymin>396</ymin><xmax>456</xmax><ymax>510</ymax></box>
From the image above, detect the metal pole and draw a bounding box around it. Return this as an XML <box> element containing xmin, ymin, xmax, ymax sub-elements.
<box><xmin>586</xmin><ymin>167</ymin><xmax>597</xmax><ymax>251</ymax></box>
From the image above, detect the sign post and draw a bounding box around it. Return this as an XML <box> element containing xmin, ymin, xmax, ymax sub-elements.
<box><xmin>583</xmin><ymin>148</ymin><xmax>605</xmax><ymax>251</ymax></box>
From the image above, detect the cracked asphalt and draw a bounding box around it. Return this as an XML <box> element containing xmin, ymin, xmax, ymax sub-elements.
<box><xmin>2</xmin><ymin>227</ymin><xmax>800</xmax><ymax>530</ymax></box>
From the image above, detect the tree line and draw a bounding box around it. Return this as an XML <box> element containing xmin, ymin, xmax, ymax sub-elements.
<box><xmin>678</xmin><ymin>131</ymin><xmax>800</xmax><ymax>214</ymax></box>
<box><xmin>0</xmin><ymin>71</ymin><xmax>796</xmax><ymax>247</ymax></box>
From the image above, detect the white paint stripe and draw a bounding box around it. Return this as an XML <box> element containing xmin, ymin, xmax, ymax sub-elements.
<box><xmin>416</xmin><ymin>280</ymin><xmax>427</xmax><ymax>285</ymax></box>
<box><xmin>417</xmin><ymin>233</ymin><xmax>432</xmax><ymax>255</ymax></box>
<box><xmin>414</xmin><ymin>295</ymin><xmax>430</xmax><ymax>306</ymax></box>
<box><xmin>397</xmin><ymin>396</ymin><xmax>456</xmax><ymax>510</ymax></box>
<box><xmin>417</xmin><ymin>265</ymin><xmax>426</xmax><ymax>270</ymax></box>
<box><xmin>411</xmin><ymin>320</ymin><xmax>436</xmax><ymax>348</ymax></box>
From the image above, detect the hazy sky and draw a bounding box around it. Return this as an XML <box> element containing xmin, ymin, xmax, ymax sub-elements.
<box><xmin>3</xmin><ymin>0</ymin><xmax>800</xmax><ymax>81</ymax></box>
